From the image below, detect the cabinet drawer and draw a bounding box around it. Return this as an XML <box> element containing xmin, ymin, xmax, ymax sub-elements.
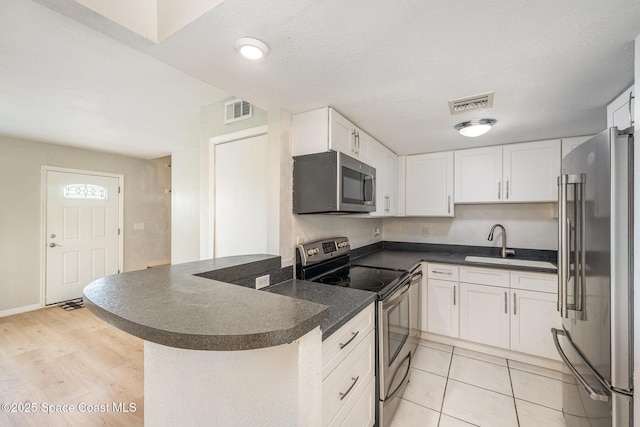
<box><xmin>323</xmin><ymin>330</ymin><xmax>375</xmax><ymax>426</ymax></box>
<box><xmin>459</xmin><ymin>266</ymin><xmax>509</xmax><ymax>287</ymax></box>
<box><xmin>323</xmin><ymin>304</ymin><xmax>374</xmax><ymax>379</ymax></box>
<box><xmin>329</xmin><ymin>377</ymin><xmax>375</xmax><ymax>427</ymax></box>
<box><xmin>427</xmin><ymin>263</ymin><xmax>459</xmax><ymax>281</ymax></box>
<box><xmin>510</xmin><ymin>271</ymin><xmax>557</xmax><ymax>293</ymax></box>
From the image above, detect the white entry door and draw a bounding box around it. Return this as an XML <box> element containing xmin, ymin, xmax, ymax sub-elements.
<box><xmin>214</xmin><ymin>134</ymin><xmax>268</xmax><ymax>257</ymax></box>
<box><xmin>45</xmin><ymin>170</ymin><xmax>121</xmax><ymax>305</ymax></box>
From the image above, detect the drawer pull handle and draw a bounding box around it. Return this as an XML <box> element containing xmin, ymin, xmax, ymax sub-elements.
<box><xmin>432</xmin><ymin>270</ymin><xmax>453</xmax><ymax>275</ymax></box>
<box><xmin>339</xmin><ymin>376</ymin><xmax>360</xmax><ymax>401</ymax></box>
<box><xmin>339</xmin><ymin>331</ymin><xmax>359</xmax><ymax>349</ymax></box>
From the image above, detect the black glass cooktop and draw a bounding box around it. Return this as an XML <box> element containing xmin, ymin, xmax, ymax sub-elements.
<box><xmin>315</xmin><ymin>266</ymin><xmax>405</xmax><ymax>293</ymax></box>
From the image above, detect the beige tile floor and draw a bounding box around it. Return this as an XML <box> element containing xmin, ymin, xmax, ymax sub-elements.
<box><xmin>391</xmin><ymin>340</ymin><xmax>567</xmax><ymax>427</ymax></box>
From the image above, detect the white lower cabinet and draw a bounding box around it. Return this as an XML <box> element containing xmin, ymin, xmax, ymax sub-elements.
<box><xmin>427</xmin><ymin>278</ymin><xmax>459</xmax><ymax>337</ymax></box>
<box><xmin>322</xmin><ymin>304</ymin><xmax>375</xmax><ymax>427</ymax></box>
<box><xmin>424</xmin><ymin>264</ymin><xmax>559</xmax><ymax>361</ymax></box>
<box><xmin>510</xmin><ymin>271</ymin><xmax>561</xmax><ymax>360</ymax></box>
<box><xmin>459</xmin><ymin>282</ymin><xmax>510</xmax><ymax>349</ymax></box>
<box><xmin>333</xmin><ymin>378</ymin><xmax>375</xmax><ymax>427</ymax></box>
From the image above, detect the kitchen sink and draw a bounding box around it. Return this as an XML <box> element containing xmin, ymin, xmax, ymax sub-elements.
<box><xmin>464</xmin><ymin>256</ymin><xmax>557</xmax><ymax>270</ymax></box>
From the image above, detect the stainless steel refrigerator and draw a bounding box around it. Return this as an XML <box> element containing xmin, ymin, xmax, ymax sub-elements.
<box><xmin>552</xmin><ymin>127</ymin><xmax>633</xmax><ymax>426</ymax></box>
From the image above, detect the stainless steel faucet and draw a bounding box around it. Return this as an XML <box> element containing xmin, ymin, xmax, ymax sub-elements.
<box><xmin>488</xmin><ymin>224</ymin><xmax>516</xmax><ymax>258</ymax></box>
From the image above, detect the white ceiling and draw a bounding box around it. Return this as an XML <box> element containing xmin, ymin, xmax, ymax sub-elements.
<box><xmin>0</xmin><ymin>0</ymin><xmax>229</xmax><ymax>159</ymax></box>
<box><xmin>4</xmin><ymin>0</ymin><xmax>640</xmax><ymax>158</ymax></box>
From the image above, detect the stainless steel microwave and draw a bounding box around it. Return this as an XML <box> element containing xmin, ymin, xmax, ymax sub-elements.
<box><xmin>293</xmin><ymin>150</ymin><xmax>376</xmax><ymax>214</ymax></box>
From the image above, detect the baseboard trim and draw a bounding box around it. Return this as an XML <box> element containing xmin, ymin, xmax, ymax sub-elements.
<box><xmin>0</xmin><ymin>303</ymin><xmax>42</xmax><ymax>318</ymax></box>
<box><xmin>421</xmin><ymin>331</ymin><xmax>564</xmax><ymax>372</ymax></box>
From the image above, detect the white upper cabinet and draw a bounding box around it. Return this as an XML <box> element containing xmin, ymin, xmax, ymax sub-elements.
<box><xmin>405</xmin><ymin>151</ymin><xmax>454</xmax><ymax>216</ymax></box>
<box><xmin>367</xmin><ymin>140</ymin><xmax>397</xmax><ymax>217</ymax></box>
<box><xmin>502</xmin><ymin>139</ymin><xmax>560</xmax><ymax>202</ymax></box>
<box><xmin>292</xmin><ymin>107</ymin><xmax>369</xmax><ymax>162</ymax></box>
<box><xmin>607</xmin><ymin>85</ymin><xmax>634</xmax><ymax>130</ymax></box>
<box><xmin>329</xmin><ymin>108</ymin><xmax>357</xmax><ymax>157</ymax></box>
<box><xmin>293</xmin><ymin>106</ymin><xmax>398</xmax><ymax>217</ymax></box>
<box><xmin>454</xmin><ymin>146</ymin><xmax>503</xmax><ymax>203</ymax></box>
<box><xmin>455</xmin><ymin>140</ymin><xmax>560</xmax><ymax>203</ymax></box>
<box><xmin>382</xmin><ymin>148</ymin><xmax>398</xmax><ymax>216</ymax></box>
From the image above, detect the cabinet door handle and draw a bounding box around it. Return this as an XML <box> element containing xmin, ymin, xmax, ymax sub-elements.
<box><xmin>629</xmin><ymin>91</ymin><xmax>635</xmax><ymax>126</ymax></box>
<box><xmin>513</xmin><ymin>293</ymin><xmax>516</xmax><ymax>315</ymax></box>
<box><xmin>453</xmin><ymin>285</ymin><xmax>456</xmax><ymax>306</ymax></box>
<box><xmin>339</xmin><ymin>376</ymin><xmax>360</xmax><ymax>401</ymax></box>
<box><xmin>504</xmin><ymin>292</ymin><xmax>508</xmax><ymax>314</ymax></box>
<box><xmin>447</xmin><ymin>196</ymin><xmax>451</xmax><ymax>214</ymax></box>
<box><xmin>351</xmin><ymin>130</ymin><xmax>357</xmax><ymax>154</ymax></box>
<box><xmin>506</xmin><ymin>180</ymin><xmax>510</xmax><ymax>200</ymax></box>
<box><xmin>498</xmin><ymin>181</ymin><xmax>501</xmax><ymax>199</ymax></box>
<box><xmin>339</xmin><ymin>331</ymin><xmax>360</xmax><ymax>349</ymax></box>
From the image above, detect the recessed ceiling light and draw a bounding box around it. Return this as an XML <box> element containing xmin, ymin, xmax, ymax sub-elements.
<box><xmin>234</xmin><ymin>37</ymin><xmax>269</xmax><ymax>60</ymax></box>
<box><xmin>454</xmin><ymin>119</ymin><xmax>497</xmax><ymax>137</ymax></box>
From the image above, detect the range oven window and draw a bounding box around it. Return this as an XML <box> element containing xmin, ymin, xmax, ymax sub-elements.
<box><xmin>387</xmin><ymin>295</ymin><xmax>410</xmax><ymax>366</ymax></box>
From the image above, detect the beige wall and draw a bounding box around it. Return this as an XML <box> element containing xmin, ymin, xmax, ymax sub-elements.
<box><xmin>0</xmin><ymin>135</ymin><xmax>171</xmax><ymax>313</ymax></box>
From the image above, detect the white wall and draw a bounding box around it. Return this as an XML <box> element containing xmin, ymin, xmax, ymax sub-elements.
<box><xmin>171</xmin><ymin>144</ymin><xmax>202</xmax><ymax>264</ymax></box>
<box><xmin>383</xmin><ymin>203</ymin><xmax>557</xmax><ymax>250</ymax></box>
<box><xmin>174</xmin><ymin>98</ymin><xmax>269</xmax><ymax>263</ymax></box>
<box><xmin>0</xmin><ymin>136</ymin><xmax>171</xmax><ymax>314</ymax></box>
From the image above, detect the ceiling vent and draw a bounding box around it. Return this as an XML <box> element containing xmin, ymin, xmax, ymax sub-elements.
<box><xmin>448</xmin><ymin>92</ymin><xmax>494</xmax><ymax>115</ymax></box>
<box><xmin>224</xmin><ymin>98</ymin><xmax>253</xmax><ymax>123</ymax></box>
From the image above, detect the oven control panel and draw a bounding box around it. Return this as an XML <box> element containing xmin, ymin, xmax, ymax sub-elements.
<box><xmin>297</xmin><ymin>237</ymin><xmax>350</xmax><ymax>266</ymax></box>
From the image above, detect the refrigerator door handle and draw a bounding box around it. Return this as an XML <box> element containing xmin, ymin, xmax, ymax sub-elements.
<box><xmin>551</xmin><ymin>328</ymin><xmax>610</xmax><ymax>402</ymax></box>
<box><xmin>558</xmin><ymin>173</ymin><xmax>587</xmax><ymax>319</ymax></box>
<box><xmin>558</xmin><ymin>175</ymin><xmax>569</xmax><ymax>317</ymax></box>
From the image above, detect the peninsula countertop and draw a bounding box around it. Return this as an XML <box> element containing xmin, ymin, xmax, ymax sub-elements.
<box><xmin>83</xmin><ymin>255</ymin><xmax>331</xmax><ymax>351</ymax></box>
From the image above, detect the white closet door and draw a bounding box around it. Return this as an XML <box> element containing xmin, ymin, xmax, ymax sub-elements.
<box><xmin>214</xmin><ymin>135</ymin><xmax>268</xmax><ymax>257</ymax></box>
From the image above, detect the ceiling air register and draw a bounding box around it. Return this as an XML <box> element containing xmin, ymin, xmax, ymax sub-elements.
<box><xmin>224</xmin><ymin>98</ymin><xmax>253</xmax><ymax>124</ymax></box>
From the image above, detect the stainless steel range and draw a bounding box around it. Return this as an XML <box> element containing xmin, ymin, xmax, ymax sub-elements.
<box><xmin>296</xmin><ymin>237</ymin><xmax>422</xmax><ymax>427</ymax></box>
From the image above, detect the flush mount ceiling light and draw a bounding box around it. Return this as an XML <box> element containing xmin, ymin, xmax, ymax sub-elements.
<box><xmin>454</xmin><ymin>119</ymin><xmax>497</xmax><ymax>137</ymax></box>
<box><xmin>234</xmin><ymin>37</ymin><xmax>269</xmax><ymax>60</ymax></box>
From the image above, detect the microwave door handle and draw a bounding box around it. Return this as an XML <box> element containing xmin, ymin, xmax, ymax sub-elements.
<box><xmin>363</xmin><ymin>174</ymin><xmax>375</xmax><ymax>205</ymax></box>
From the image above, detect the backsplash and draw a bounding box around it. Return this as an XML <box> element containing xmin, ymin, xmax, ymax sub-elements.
<box><xmin>382</xmin><ymin>203</ymin><xmax>557</xmax><ymax>250</ymax></box>
<box><xmin>293</xmin><ymin>214</ymin><xmax>383</xmax><ymax>249</ymax></box>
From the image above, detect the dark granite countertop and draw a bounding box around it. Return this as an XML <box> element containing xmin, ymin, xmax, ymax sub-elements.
<box><xmin>351</xmin><ymin>242</ymin><xmax>558</xmax><ymax>274</ymax></box>
<box><xmin>83</xmin><ymin>255</ymin><xmax>329</xmax><ymax>351</ymax></box>
<box><xmin>264</xmin><ymin>280</ymin><xmax>376</xmax><ymax>340</ymax></box>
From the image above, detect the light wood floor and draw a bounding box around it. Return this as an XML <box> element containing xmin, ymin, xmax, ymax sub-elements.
<box><xmin>0</xmin><ymin>306</ymin><xmax>143</xmax><ymax>426</ymax></box>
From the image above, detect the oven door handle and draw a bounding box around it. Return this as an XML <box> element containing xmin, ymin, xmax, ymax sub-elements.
<box><xmin>383</xmin><ymin>281</ymin><xmax>411</xmax><ymax>307</ymax></box>
<box><xmin>385</xmin><ymin>352</ymin><xmax>412</xmax><ymax>402</ymax></box>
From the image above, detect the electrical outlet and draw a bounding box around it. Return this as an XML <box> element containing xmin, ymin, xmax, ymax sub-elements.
<box><xmin>255</xmin><ymin>274</ymin><xmax>270</xmax><ymax>290</ymax></box>
<box><xmin>374</xmin><ymin>227</ymin><xmax>380</xmax><ymax>237</ymax></box>
<box><xmin>422</xmin><ymin>226</ymin><xmax>429</xmax><ymax>237</ymax></box>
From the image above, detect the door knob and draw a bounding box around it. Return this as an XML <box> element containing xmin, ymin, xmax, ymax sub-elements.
<box><xmin>49</xmin><ymin>242</ymin><xmax>62</xmax><ymax>248</ymax></box>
